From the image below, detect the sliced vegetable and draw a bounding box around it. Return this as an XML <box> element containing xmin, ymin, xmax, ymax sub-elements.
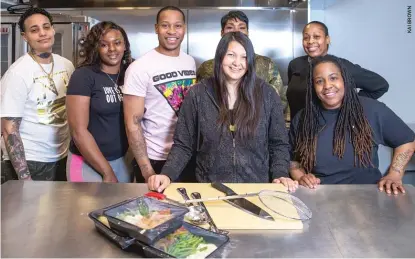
<box><xmin>137</xmin><ymin>199</ymin><xmax>150</xmax><ymax>217</ymax></box>
<box><xmin>154</xmin><ymin>227</ymin><xmax>217</xmax><ymax>258</ymax></box>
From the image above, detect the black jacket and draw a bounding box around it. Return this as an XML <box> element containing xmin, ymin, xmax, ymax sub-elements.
<box><xmin>161</xmin><ymin>77</ymin><xmax>290</xmax><ymax>183</ymax></box>
<box><xmin>287</xmin><ymin>55</ymin><xmax>389</xmax><ymax>120</ymax></box>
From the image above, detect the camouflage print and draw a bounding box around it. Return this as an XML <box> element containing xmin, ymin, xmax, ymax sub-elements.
<box><xmin>196</xmin><ymin>54</ymin><xmax>290</xmax><ymax>123</ymax></box>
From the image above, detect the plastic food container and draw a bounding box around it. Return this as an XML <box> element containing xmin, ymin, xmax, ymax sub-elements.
<box><xmin>88</xmin><ymin>208</ymin><xmax>136</xmax><ymax>249</ymax></box>
<box><xmin>103</xmin><ymin>196</ymin><xmax>189</xmax><ymax>244</ymax></box>
<box><xmin>89</xmin><ymin>208</ymin><xmax>229</xmax><ymax>258</ymax></box>
<box><xmin>143</xmin><ymin>222</ymin><xmax>230</xmax><ymax>258</ymax></box>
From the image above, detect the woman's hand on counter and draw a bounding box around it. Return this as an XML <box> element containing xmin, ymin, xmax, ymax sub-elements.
<box><xmin>378</xmin><ymin>173</ymin><xmax>405</xmax><ymax>195</ymax></box>
<box><xmin>148</xmin><ymin>174</ymin><xmax>171</xmax><ymax>192</ymax></box>
<box><xmin>273</xmin><ymin>177</ymin><xmax>299</xmax><ymax>192</ymax></box>
<box><xmin>298</xmin><ymin>173</ymin><xmax>320</xmax><ymax>189</ymax></box>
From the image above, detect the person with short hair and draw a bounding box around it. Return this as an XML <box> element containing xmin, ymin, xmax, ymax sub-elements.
<box><xmin>287</xmin><ymin>21</ymin><xmax>389</xmax><ymax>121</ymax></box>
<box><xmin>123</xmin><ymin>6</ymin><xmax>197</xmax><ymax>183</ymax></box>
<box><xmin>1</xmin><ymin>7</ymin><xmax>74</xmax><ymax>182</ymax></box>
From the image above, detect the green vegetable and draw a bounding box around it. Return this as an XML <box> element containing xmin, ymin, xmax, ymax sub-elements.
<box><xmin>137</xmin><ymin>199</ymin><xmax>150</xmax><ymax>217</ymax></box>
<box><xmin>198</xmin><ymin>246</ymin><xmax>208</xmax><ymax>252</ymax></box>
<box><xmin>158</xmin><ymin>230</ymin><xmax>208</xmax><ymax>258</ymax></box>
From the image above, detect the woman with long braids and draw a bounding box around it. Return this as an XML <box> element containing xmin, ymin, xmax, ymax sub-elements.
<box><xmin>287</xmin><ymin>21</ymin><xmax>389</xmax><ymax>121</ymax></box>
<box><xmin>289</xmin><ymin>55</ymin><xmax>415</xmax><ymax>195</ymax></box>
<box><xmin>148</xmin><ymin>32</ymin><xmax>298</xmax><ymax>192</ymax></box>
<box><xmin>65</xmin><ymin>21</ymin><xmax>133</xmax><ymax>182</ymax></box>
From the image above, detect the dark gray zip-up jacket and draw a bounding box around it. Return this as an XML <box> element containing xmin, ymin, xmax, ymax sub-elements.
<box><xmin>161</xmin><ymin>77</ymin><xmax>290</xmax><ymax>183</ymax></box>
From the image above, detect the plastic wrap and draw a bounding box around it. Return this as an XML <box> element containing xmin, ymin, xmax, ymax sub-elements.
<box><xmin>88</xmin><ymin>197</ymin><xmax>229</xmax><ymax>258</ymax></box>
<box><xmin>144</xmin><ymin>222</ymin><xmax>229</xmax><ymax>258</ymax></box>
<box><xmin>103</xmin><ymin>196</ymin><xmax>189</xmax><ymax>244</ymax></box>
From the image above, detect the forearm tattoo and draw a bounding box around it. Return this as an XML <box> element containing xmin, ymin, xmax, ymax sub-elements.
<box><xmin>290</xmin><ymin>161</ymin><xmax>307</xmax><ymax>175</ymax></box>
<box><xmin>390</xmin><ymin>149</ymin><xmax>414</xmax><ymax>174</ymax></box>
<box><xmin>129</xmin><ymin>114</ymin><xmax>153</xmax><ymax>175</ymax></box>
<box><xmin>3</xmin><ymin>117</ymin><xmax>30</xmax><ymax>179</ymax></box>
<box><xmin>129</xmin><ymin>114</ymin><xmax>151</xmax><ymax>172</ymax></box>
<box><xmin>290</xmin><ymin>161</ymin><xmax>301</xmax><ymax>169</ymax></box>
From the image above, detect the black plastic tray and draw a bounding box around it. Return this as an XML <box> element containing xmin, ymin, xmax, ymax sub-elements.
<box><xmin>102</xmin><ymin>196</ymin><xmax>189</xmax><ymax>244</ymax></box>
<box><xmin>89</xmin><ymin>209</ymin><xmax>229</xmax><ymax>258</ymax></box>
<box><xmin>88</xmin><ymin>209</ymin><xmax>136</xmax><ymax>249</ymax></box>
<box><xmin>143</xmin><ymin>223</ymin><xmax>230</xmax><ymax>258</ymax></box>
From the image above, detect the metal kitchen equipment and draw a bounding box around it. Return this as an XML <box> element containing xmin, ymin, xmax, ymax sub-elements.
<box><xmin>212</xmin><ymin>182</ymin><xmax>275</xmax><ymax>221</ymax></box>
<box><xmin>176</xmin><ymin>188</ymin><xmax>210</xmax><ymax>226</ymax></box>
<box><xmin>144</xmin><ymin>191</ymin><xmax>208</xmax><ymax>225</ymax></box>
<box><xmin>191</xmin><ymin>192</ymin><xmax>228</xmax><ymax>235</ymax></box>
<box><xmin>1</xmin><ymin>12</ymin><xmax>89</xmax><ymax>76</ymax></box>
<box><xmin>184</xmin><ymin>189</ymin><xmax>312</xmax><ymax>221</ymax></box>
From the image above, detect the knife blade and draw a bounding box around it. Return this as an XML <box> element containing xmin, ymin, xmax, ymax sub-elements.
<box><xmin>211</xmin><ymin>182</ymin><xmax>274</xmax><ymax>221</ymax></box>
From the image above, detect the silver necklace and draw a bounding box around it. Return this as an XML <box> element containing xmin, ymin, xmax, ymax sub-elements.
<box><xmin>104</xmin><ymin>71</ymin><xmax>120</xmax><ymax>87</ymax></box>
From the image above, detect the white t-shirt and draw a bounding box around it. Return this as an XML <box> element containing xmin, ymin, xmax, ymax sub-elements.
<box><xmin>1</xmin><ymin>53</ymin><xmax>74</xmax><ymax>162</ymax></box>
<box><xmin>123</xmin><ymin>49</ymin><xmax>196</xmax><ymax>160</ymax></box>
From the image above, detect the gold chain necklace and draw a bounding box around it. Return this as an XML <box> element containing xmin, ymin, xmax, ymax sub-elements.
<box><xmin>29</xmin><ymin>53</ymin><xmax>58</xmax><ymax>95</ymax></box>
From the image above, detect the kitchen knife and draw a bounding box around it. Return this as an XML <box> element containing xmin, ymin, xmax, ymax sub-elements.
<box><xmin>211</xmin><ymin>182</ymin><xmax>274</xmax><ymax>221</ymax></box>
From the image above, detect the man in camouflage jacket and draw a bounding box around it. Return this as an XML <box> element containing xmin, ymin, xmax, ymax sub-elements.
<box><xmin>196</xmin><ymin>10</ymin><xmax>290</xmax><ymax>122</ymax></box>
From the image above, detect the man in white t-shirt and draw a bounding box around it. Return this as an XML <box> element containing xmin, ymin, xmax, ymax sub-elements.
<box><xmin>123</xmin><ymin>6</ymin><xmax>196</xmax><ymax>182</ymax></box>
<box><xmin>1</xmin><ymin>8</ymin><xmax>74</xmax><ymax>182</ymax></box>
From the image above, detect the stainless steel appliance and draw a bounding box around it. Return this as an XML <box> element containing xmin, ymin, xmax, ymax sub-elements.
<box><xmin>77</xmin><ymin>8</ymin><xmax>306</xmax><ymax>84</ymax></box>
<box><xmin>1</xmin><ymin>13</ymin><xmax>89</xmax><ymax>76</ymax></box>
<box><xmin>33</xmin><ymin>0</ymin><xmax>307</xmax><ymax>84</ymax></box>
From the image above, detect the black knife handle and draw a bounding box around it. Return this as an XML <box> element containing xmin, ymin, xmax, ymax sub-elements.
<box><xmin>211</xmin><ymin>182</ymin><xmax>237</xmax><ymax>196</ymax></box>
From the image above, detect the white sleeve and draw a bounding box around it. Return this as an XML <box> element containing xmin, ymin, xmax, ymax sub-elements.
<box><xmin>0</xmin><ymin>70</ymin><xmax>28</xmax><ymax>117</ymax></box>
<box><xmin>66</xmin><ymin>60</ymin><xmax>75</xmax><ymax>76</ymax></box>
<box><xmin>122</xmin><ymin>62</ymin><xmax>149</xmax><ymax>97</ymax></box>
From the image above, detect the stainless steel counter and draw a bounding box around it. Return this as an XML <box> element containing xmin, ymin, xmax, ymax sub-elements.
<box><xmin>2</xmin><ymin>181</ymin><xmax>415</xmax><ymax>257</ymax></box>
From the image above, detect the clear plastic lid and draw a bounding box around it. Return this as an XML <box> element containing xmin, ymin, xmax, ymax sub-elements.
<box><xmin>103</xmin><ymin>196</ymin><xmax>189</xmax><ymax>244</ymax></box>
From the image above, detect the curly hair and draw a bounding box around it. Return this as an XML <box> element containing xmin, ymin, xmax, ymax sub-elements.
<box><xmin>294</xmin><ymin>55</ymin><xmax>374</xmax><ymax>173</ymax></box>
<box><xmin>18</xmin><ymin>7</ymin><xmax>53</xmax><ymax>33</ymax></box>
<box><xmin>79</xmin><ymin>21</ymin><xmax>132</xmax><ymax>79</ymax></box>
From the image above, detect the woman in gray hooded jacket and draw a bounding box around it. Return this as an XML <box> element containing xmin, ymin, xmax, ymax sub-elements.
<box><xmin>148</xmin><ymin>32</ymin><xmax>298</xmax><ymax>192</ymax></box>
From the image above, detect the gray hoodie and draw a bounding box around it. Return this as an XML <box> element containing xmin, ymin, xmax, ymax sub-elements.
<box><xmin>162</xmin><ymin>77</ymin><xmax>290</xmax><ymax>183</ymax></box>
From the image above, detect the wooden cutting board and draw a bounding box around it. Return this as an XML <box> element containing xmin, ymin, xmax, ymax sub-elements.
<box><xmin>164</xmin><ymin>183</ymin><xmax>303</xmax><ymax>230</ymax></box>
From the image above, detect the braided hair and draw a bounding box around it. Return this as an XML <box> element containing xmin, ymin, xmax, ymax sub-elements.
<box><xmin>295</xmin><ymin>55</ymin><xmax>374</xmax><ymax>173</ymax></box>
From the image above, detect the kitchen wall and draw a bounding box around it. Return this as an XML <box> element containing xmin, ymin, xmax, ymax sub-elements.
<box><xmin>310</xmin><ymin>0</ymin><xmax>414</xmax><ymax>123</ymax></box>
<box><xmin>63</xmin><ymin>8</ymin><xmax>307</xmax><ymax>85</ymax></box>
<box><xmin>310</xmin><ymin>0</ymin><xmax>415</xmax><ymax>179</ymax></box>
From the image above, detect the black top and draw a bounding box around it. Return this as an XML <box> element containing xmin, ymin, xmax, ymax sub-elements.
<box><xmin>287</xmin><ymin>55</ymin><xmax>389</xmax><ymax>121</ymax></box>
<box><xmin>161</xmin><ymin>77</ymin><xmax>290</xmax><ymax>183</ymax></box>
<box><xmin>67</xmin><ymin>65</ymin><xmax>128</xmax><ymax>160</ymax></box>
<box><xmin>289</xmin><ymin>97</ymin><xmax>415</xmax><ymax>184</ymax></box>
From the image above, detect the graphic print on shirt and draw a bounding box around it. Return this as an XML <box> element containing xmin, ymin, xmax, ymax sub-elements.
<box><xmin>34</xmin><ymin>70</ymin><xmax>70</xmax><ymax>125</ymax></box>
<box><xmin>154</xmin><ymin>78</ymin><xmax>196</xmax><ymax>114</ymax></box>
<box><xmin>103</xmin><ymin>85</ymin><xmax>123</xmax><ymax>103</ymax></box>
